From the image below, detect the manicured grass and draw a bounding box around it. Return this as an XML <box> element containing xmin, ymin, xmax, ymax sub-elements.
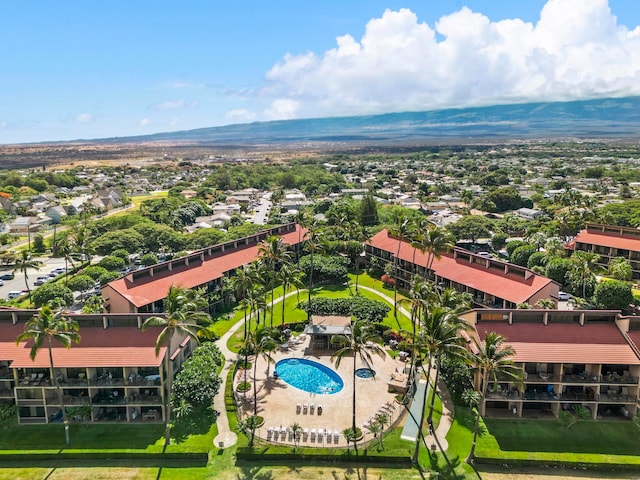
<box><xmin>477</xmin><ymin>417</ymin><xmax>640</xmax><ymax>464</ymax></box>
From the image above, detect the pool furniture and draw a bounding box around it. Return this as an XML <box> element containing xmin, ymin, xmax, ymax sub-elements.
<box><xmin>310</xmin><ymin>403</ymin><xmax>315</xmax><ymax>414</ymax></box>
<box><xmin>303</xmin><ymin>428</ymin><xmax>309</xmax><ymax>441</ymax></box>
<box><xmin>317</xmin><ymin>404</ymin><xmax>323</xmax><ymax>415</ymax></box>
<box><xmin>310</xmin><ymin>428</ymin><xmax>316</xmax><ymax>441</ymax></box>
<box><xmin>303</xmin><ymin>403</ymin><xmax>308</xmax><ymax>414</ymax></box>
<box><xmin>296</xmin><ymin>403</ymin><xmax>301</xmax><ymax>414</ymax></box>
<box><xmin>334</xmin><ymin>430</ymin><xmax>340</xmax><ymax>443</ymax></box>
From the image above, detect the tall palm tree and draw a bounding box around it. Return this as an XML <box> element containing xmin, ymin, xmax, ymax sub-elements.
<box><xmin>421</xmin><ymin>225</ymin><xmax>455</xmax><ymax>276</ymax></box>
<box><xmin>295</xmin><ymin>209</ymin><xmax>311</xmax><ymax>262</ymax></box>
<box><xmin>331</xmin><ymin>321</ymin><xmax>385</xmax><ymax>442</ymax></box>
<box><xmin>568</xmin><ymin>251</ymin><xmax>600</xmax><ymax>298</ymax></box>
<box><xmin>389</xmin><ymin>214</ymin><xmax>410</xmax><ymax>319</ymax></box>
<box><xmin>231</xmin><ymin>264</ymin><xmax>256</xmax><ymax>339</ymax></box>
<box><xmin>142</xmin><ymin>285</ymin><xmax>210</xmax><ymax>446</ymax></box>
<box><xmin>352</xmin><ymin>223</ymin><xmax>372</xmax><ymax>294</ymax></box>
<box><xmin>466</xmin><ymin>332</ymin><xmax>523</xmax><ymax>464</ymax></box>
<box><xmin>399</xmin><ymin>278</ymin><xmax>435</xmax><ymax>381</ymax></box>
<box><xmin>12</xmin><ymin>250</ymin><xmax>40</xmax><ymax>303</ymax></box>
<box><xmin>16</xmin><ymin>305</ymin><xmax>80</xmax><ymax>445</ymax></box>
<box><xmin>258</xmin><ymin>236</ymin><xmax>291</xmax><ymax>326</ymax></box>
<box><xmin>412</xmin><ymin>306</ymin><xmax>467</xmax><ymax>464</ymax></box>
<box><xmin>304</xmin><ymin>222</ymin><xmax>322</xmax><ymax>322</ymax></box>
<box><xmin>244</xmin><ymin>328</ymin><xmax>278</xmax><ymax>417</ymax></box>
<box><xmin>54</xmin><ymin>237</ymin><xmax>75</xmax><ymax>284</ymax></box>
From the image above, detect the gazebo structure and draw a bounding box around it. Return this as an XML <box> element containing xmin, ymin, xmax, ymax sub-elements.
<box><xmin>304</xmin><ymin>315</ymin><xmax>352</xmax><ymax>350</ymax></box>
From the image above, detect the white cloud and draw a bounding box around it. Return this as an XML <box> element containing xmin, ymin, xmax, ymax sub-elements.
<box><xmin>170</xmin><ymin>118</ymin><xmax>179</xmax><ymax>126</ymax></box>
<box><xmin>154</xmin><ymin>99</ymin><xmax>185</xmax><ymax>110</ymax></box>
<box><xmin>140</xmin><ymin>118</ymin><xmax>151</xmax><ymax>126</ymax></box>
<box><xmin>75</xmin><ymin>113</ymin><xmax>93</xmax><ymax>123</ymax></box>
<box><xmin>225</xmin><ymin>109</ymin><xmax>257</xmax><ymax>122</ymax></box>
<box><xmin>261</xmin><ymin>0</ymin><xmax>640</xmax><ymax>119</ymax></box>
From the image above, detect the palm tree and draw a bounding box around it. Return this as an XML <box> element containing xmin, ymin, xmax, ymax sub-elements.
<box><xmin>399</xmin><ymin>278</ymin><xmax>435</xmax><ymax>381</ymax></box>
<box><xmin>568</xmin><ymin>251</ymin><xmax>600</xmax><ymax>298</ymax></box>
<box><xmin>535</xmin><ymin>298</ymin><xmax>556</xmax><ymax>309</ymax></box>
<box><xmin>277</xmin><ymin>262</ymin><xmax>302</xmax><ymax>326</ymax></box>
<box><xmin>291</xmin><ymin>422</ymin><xmax>303</xmax><ymax>448</ymax></box>
<box><xmin>244</xmin><ymin>328</ymin><xmax>278</xmax><ymax>417</ymax></box>
<box><xmin>389</xmin><ymin>214</ymin><xmax>410</xmax><ymax>319</ymax></box>
<box><xmin>16</xmin><ymin>305</ymin><xmax>80</xmax><ymax>445</ymax></box>
<box><xmin>412</xmin><ymin>306</ymin><xmax>468</xmax><ymax>463</ymax></box>
<box><xmin>304</xmin><ymin>222</ymin><xmax>322</xmax><ymax>322</ymax></box>
<box><xmin>352</xmin><ymin>223</ymin><xmax>372</xmax><ymax>293</ymax></box>
<box><xmin>55</xmin><ymin>237</ymin><xmax>75</xmax><ymax>284</ymax></box>
<box><xmin>466</xmin><ymin>332</ymin><xmax>523</xmax><ymax>464</ymax></box>
<box><xmin>142</xmin><ymin>285</ymin><xmax>210</xmax><ymax>446</ymax></box>
<box><xmin>258</xmin><ymin>236</ymin><xmax>291</xmax><ymax>326</ymax></box>
<box><xmin>12</xmin><ymin>250</ymin><xmax>40</xmax><ymax>303</ymax></box>
<box><xmin>331</xmin><ymin>321</ymin><xmax>385</xmax><ymax>443</ymax></box>
<box><xmin>231</xmin><ymin>265</ymin><xmax>256</xmax><ymax>339</ymax></box>
<box><xmin>421</xmin><ymin>225</ymin><xmax>455</xmax><ymax>276</ymax></box>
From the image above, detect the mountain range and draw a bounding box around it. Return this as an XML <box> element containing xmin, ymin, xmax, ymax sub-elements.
<box><xmin>102</xmin><ymin>96</ymin><xmax>640</xmax><ymax>145</ymax></box>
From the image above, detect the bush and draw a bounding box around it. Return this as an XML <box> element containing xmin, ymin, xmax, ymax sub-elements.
<box><xmin>98</xmin><ymin>271</ymin><xmax>121</xmax><ymax>286</ymax></box>
<box><xmin>594</xmin><ymin>280</ymin><xmax>634</xmax><ymax>311</ymax></box>
<box><xmin>99</xmin><ymin>255</ymin><xmax>126</xmax><ymax>271</ymax></box>
<box><xmin>505</xmin><ymin>240</ymin><xmax>526</xmax><ymax>257</ymax></box>
<box><xmin>527</xmin><ymin>251</ymin><xmax>547</xmax><ymax>269</ymax></box>
<box><xmin>510</xmin><ymin>244</ymin><xmax>537</xmax><ymax>267</ymax></box>
<box><xmin>298</xmin><ymin>297</ymin><xmax>390</xmax><ymax>323</ymax></box>
<box><xmin>82</xmin><ymin>265</ymin><xmax>108</xmax><ymax>280</ymax></box>
<box><xmin>32</xmin><ymin>283</ymin><xmax>74</xmax><ymax>308</ymax></box>
<box><xmin>299</xmin><ymin>254</ymin><xmax>349</xmax><ymax>284</ymax></box>
<box><xmin>140</xmin><ymin>253</ymin><xmax>158</xmax><ymax>266</ymax></box>
<box><xmin>545</xmin><ymin>258</ymin><xmax>572</xmax><ymax>286</ymax></box>
<box><xmin>67</xmin><ymin>274</ymin><xmax>95</xmax><ymax>292</ymax></box>
<box><xmin>172</xmin><ymin>343</ymin><xmax>224</xmax><ymax>409</ymax></box>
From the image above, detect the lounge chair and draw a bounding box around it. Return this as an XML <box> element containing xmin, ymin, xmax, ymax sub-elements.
<box><xmin>296</xmin><ymin>403</ymin><xmax>301</xmax><ymax>414</ymax></box>
<box><xmin>310</xmin><ymin>428</ymin><xmax>316</xmax><ymax>442</ymax></box>
<box><xmin>326</xmin><ymin>429</ymin><xmax>332</xmax><ymax>444</ymax></box>
<box><xmin>333</xmin><ymin>430</ymin><xmax>340</xmax><ymax>443</ymax></box>
<box><xmin>310</xmin><ymin>403</ymin><xmax>315</xmax><ymax>414</ymax></box>
<box><xmin>317</xmin><ymin>404</ymin><xmax>323</xmax><ymax>415</ymax></box>
<box><xmin>317</xmin><ymin>429</ymin><xmax>323</xmax><ymax>442</ymax></box>
<box><xmin>267</xmin><ymin>427</ymin><xmax>273</xmax><ymax>440</ymax></box>
<box><xmin>303</xmin><ymin>403</ymin><xmax>308</xmax><ymax>414</ymax></box>
<box><xmin>303</xmin><ymin>428</ymin><xmax>309</xmax><ymax>441</ymax></box>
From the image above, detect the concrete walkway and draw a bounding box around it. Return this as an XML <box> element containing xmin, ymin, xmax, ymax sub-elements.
<box><xmin>355</xmin><ymin>284</ymin><xmax>455</xmax><ymax>452</ymax></box>
<box><xmin>212</xmin><ymin>289</ymin><xmax>303</xmax><ymax>449</ymax></box>
<box><xmin>212</xmin><ymin>282</ymin><xmax>456</xmax><ymax>452</ymax></box>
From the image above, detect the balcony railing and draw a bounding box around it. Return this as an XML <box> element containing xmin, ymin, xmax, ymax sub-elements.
<box><xmin>600</xmin><ymin>374</ymin><xmax>639</xmax><ymax>385</ymax></box>
<box><xmin>561</xmin><ymin>374</ymin><xmax>600</xmax><ymax>384</ymax></box>
<box><xmin>598</xmin><ymin>393</ymin><xmax>636</xmax><ymax>403</ymax></box>
<box><xmin>485</xmin><ymin>390</ymin><xmax>521</xmax><ymax>400</ymax></box>
<box><xmin>524</xmin><ymin>373</ymin><xmax>559</xmax><ymax>383</ymax></box>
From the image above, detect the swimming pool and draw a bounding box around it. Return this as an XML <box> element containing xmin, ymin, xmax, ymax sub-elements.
<box><xmin>275</xmin><ymin>358</ymin><xmax>344</xmax><ymax>394</ymax></box>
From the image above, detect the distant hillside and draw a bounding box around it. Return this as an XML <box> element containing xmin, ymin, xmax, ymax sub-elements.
<box><xmin>100</xmin><ymin>96</ymin><xmax>640</xmax><ymax>145</ymax></box>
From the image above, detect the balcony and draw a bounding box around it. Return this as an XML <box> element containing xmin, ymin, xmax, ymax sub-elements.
<box><xmin>525</xmin><ymin>373</ymin><xmax>559</xmax><ymax>383</ymax></box>
<box><xmin>598</xmin><ymin>393</ymin><xmax>636</xmax><ymax>403</ymax></box>
<box><xmin>560</xmin><ymin>391</ymin><xmax>596</xmax><ymax>402</ymax></box>
<box><xmin>485</xmin><ymin>389</ymin><xmax>521</xmax><ymax>400</ymax></box>
<box><xmin>600</xmin><ymin>373</ymin><xmax>638</xmax><ymax>385</ymax></box>
<box><xmin>561</xmin><ymin>373</ymin><xmax>600</xmax><ymax>384</ymax></box>
<box><xmin>92</xmin><ymin>392</ymin><xmax>126</xmax><ymax>405</ymax></box>
<box><xmin>59</xmin><ymin>377</ymin><xmax>89</xmax><ymax>388</ymax></box>
<box><xmin>523</xmin><ymin>391</ymin><xmax>559</xmax><ymax>401</ymax></box>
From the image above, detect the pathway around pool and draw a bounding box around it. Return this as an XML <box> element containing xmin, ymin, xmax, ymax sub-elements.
<box><xmin>212</xmin><ymin>289</ymin><xmax>302</xmax><ymax>449</ymax></box>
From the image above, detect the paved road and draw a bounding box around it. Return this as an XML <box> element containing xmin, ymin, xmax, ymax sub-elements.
<box><xmin>0</xmin><ymin>256</ymin><xmax>68</xmax><ymax>301</ymax></box>
<box><xmin>251</xmin><ymin>192</ymin><xmax>272</xmax><ymax>225</ymax></box>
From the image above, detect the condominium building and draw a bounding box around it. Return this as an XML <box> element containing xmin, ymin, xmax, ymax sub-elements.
<box><xmin>103</xmin><ymin>223</ymin><xmax>306</xmax><ymax>314</ymax></box>
<box><xmin>2</xmin><ymin>309</ymin><xmax>191</xmax><ymax>425</ymax></box>
<box><xmin>462</xmin><ymin>308</ymin><xmax>640</xmax><ymax>421</ymax></box>
<box><xmin>366</xmin><ymin>230</ymin><xmax>560</xmax><ymax>308</ymax></box>
<box><xmin>571</xmin><ymin>223</ymin><xmax>640</xmax><ymax>279</ymax></box>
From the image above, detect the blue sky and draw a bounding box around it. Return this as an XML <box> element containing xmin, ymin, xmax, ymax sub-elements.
<box><xmin>1</xmin><ymin>0</ymin><xmax>639</xmax><ymax>143</ymax></box>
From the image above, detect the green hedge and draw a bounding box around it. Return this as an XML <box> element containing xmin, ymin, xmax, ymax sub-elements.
<box><xmin>236</xmin><ymin>447</ymin><xmax>411</xmax><ymax>466</ymax></box>
<box><xmin>298</xmin><ymin>297</ymin><xmax>390</xmax><ymax>323</ymax></box>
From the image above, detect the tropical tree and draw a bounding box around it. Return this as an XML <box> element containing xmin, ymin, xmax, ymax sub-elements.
<box><xmin>389</xmin><ymin>214</ymin><xmax>410</xmax><ymax>319</ymax></box>
<box><xmin>331</xmin><ymin>321</ymin><xmax>385</xmax><ymax>444</ymax></box>
<box><xmin>244</xmin><ymin>328</ymin><xmax>278</xmax><ymax>416</ymax></box>
<box><xmin>421</xmin><ymin>225</ymin><xmax>454</xmax><ymax>275</ymax></box>
<box><xmin>567</xmin><ymin>251</ymin><xmax>600</xmax><ymax>298</ymax></box>
<box><xmin>231</xmin><ymin>264</ymin><xmax>256</xmax><ymax>339</ymax></box>
<box><xmin>412</xmin><ymin>306</ymin><xmax>469</xmax><ymax>463</ymax></box>
<box><xmin>466</xmin><ymin>332</ymin><xmax>523</xmax><ymax>464</ymax></box>
<box><xmin>142</xmin><ymin>285</ymin><xmax>210</xmax><ymax>446</ymax></box>
<box><xmin>290</xmin><ymin>422</ymin><xmax>303</xmax><ymax>448</ymax></box>
<box><xmin>304</xmin><ymin>222</ymin><xmax>322</xmax><ymax>321</ymax></box>
<box><xmin>12</xmin><ymin>250</ymin><xmax>40</xmax><ymax>303</ymax></box>
<box><xmin>258</xmin><ymin>236</ymin><xmax>291</xmax><ymax>326</ymax></box>
<box><xmin>535</xmin><ymin>298</ymin><xmax>556</xmax><ymax>309</ymax></box>
<box><xmin>608</xmin><ymin>257</ymin><xmax>633</xmax><ymax>281</ymax></box>
<box><xmin>351</xmin><ymin>223</ymin><xmax>372</xmax><ymax>293</ymax></box>
<box><xmin>16</xmin><ymin>306</ymin><xmax>80</xmax><ymax>445</ymax></box>
<box><xmin>277</xmin><ymin>262</ymin><xmax>303</xmax><ymax>326</ymax></box>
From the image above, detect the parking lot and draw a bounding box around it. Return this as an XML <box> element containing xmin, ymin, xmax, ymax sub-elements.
<box><xmin>0</xmin><ymin>256</ymin><xmax>69</xmax><ymax>301</ymax></box>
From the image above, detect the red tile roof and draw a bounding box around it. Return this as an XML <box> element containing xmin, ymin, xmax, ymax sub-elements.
<box><xmin>107</xmin><ymin>224</ymin><xmax>307</xmax><ymax>308</ymax></box>
<box><xmin>368</xmin><ymin>230</ymin><xmax>555</xmax><ymax>304</ymax></box>
<box><xmin>477</xmin><ymin>322</ymin><xmax>640</xmax><ymax>365</ymax></box>
<box><xmin>574</xmin><ymin>229</ymin><xmax>640</xmax><ymax>252</ymax></box>
<box><xmin>11</xmin><ymin>325</ymin><xmax>166</xmax><ymax>369</ymax></box>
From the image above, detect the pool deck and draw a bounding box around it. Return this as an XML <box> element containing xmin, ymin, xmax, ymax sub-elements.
<box><xmin>235</xmin><ymin>333</ymin><xmax>408</xmax><ymax>447</ymax></box>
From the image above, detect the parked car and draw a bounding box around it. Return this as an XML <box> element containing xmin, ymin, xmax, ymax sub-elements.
<box><xmin>0</xmin><ymin>273</ymin><xmax>14</xmax><ymax>280</ymax></box>
<box><xmin>0</xmin><ymin>280</ymin><xmax>4</xmax><ymax>287</ymax></box>
<box><xmin>7</xmin><ymin>291</ymin><xmax>22</xmax><ymax>300</ymax></box>
<box><xmin>558</xmin><ymin>291</ymin><xmax>573</xmax><ymax>301</ymax></box>
<box><xmin>34</xmin><ymin>276</ymin><xmax>49</xmax><ymax>286</ymax></box>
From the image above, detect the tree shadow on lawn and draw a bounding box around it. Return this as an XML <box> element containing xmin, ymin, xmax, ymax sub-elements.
<box><xmin>483</xmin><ymin>418</ymin><xmax>640</xmax><ymax>456</ymax></box>
<box><xmin>171</xmin><ymin>408</ymin><xmax>216</xmax><ymax>444</ymax></box>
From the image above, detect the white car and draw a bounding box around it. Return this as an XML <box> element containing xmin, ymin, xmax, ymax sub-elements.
<box><xmin>558</xmin><ymin>291</ymin><xmax>573</xmax><ymax>301</ymax></box>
